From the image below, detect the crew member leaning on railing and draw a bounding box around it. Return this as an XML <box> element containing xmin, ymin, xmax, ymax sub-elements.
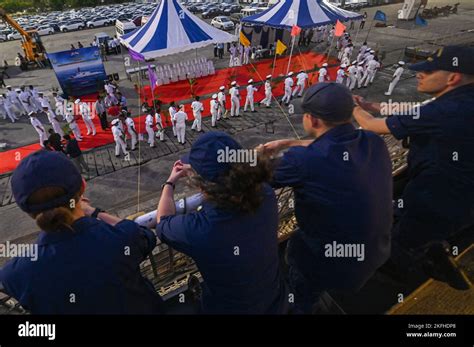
<box><xmin>0</xmin><ymin>151</ymin><xmax>164</xmax><ymax>314</ymax></box>
<box><xmin>155</xmin><ymin>132</ymin><xmax>289</xmax><ymax>314</ymax></box>
<box><xmin>352</xmin><ymin>45</ymin><xmax>474</xmax><ymax>269</ymax></box>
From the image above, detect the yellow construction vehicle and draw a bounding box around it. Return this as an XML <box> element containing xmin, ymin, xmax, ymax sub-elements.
<box><xmin>0</xmin><ymin>7</ymin><xmax>47</xmax><ymax>65</ymax></box>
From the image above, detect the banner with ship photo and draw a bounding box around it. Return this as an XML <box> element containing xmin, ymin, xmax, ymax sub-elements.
<box><xmin>48</xmin><ymin>46</ymin><xmax>107</xmax><ymax>97</ymax></box>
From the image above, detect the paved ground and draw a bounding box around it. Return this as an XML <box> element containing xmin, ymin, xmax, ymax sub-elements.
<box><xmin>0</xmin><ymin>0</ymin><xmax>473</xmax><ymax>242</ymax></box>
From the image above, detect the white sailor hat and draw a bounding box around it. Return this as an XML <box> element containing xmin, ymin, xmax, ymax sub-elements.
<box><xmin>111</xmin><ymin>119</ymin><xmax>119</xmax><ymax>125</ymax></box>
<box><xmin>266</xmin><ymin>74</ymin><xmax>272</xmax><ymax>79</ymax></box>
<box><xmin>74</xmin><ymin>99</ymin><xmax>81</xmax><ymax>104</ymax></box>
<box><xmin>351</xmin><ymin>60</ymin><xmax>357</xmax><ymax>65</ymax></box>
<box><xmin>322</xmin><ymin>63</ymin><xmax>328</xmax><ymax>67</ymax></box>
<box><xmin>287</xmin><ymin>71</ymin><xmax>293</xmax><ymax>76</ymax></box>
<box><xmin>370</xmin><ymin>49</ymin><xmax>375</xmax><ymax>53</ymax></box>
<box><xmin>248</xmin><ymin>79</ymin><xmax>253</xmax><ymax>84</ymax></box>
<box><xmin>28</xmin><ymin>111</ymin><xmax>36</xmax><ymax>116</ymax></box>
<box><xmin>38</xmin><ymin>92</ymin><xmax>43</xmax><ymax>95</ymax></box>
<box><xmin>398</xmin><ymin>61</ymin><xmax>405</xmax><ymax>65</ymax></box>
<box><xmin>219</xmin><ymin>86</ymin><xmax>225</xmax><ymax>90</ymax></box>
<box><xmin>358</xmin><ymin>61</ymin><xmax>365</xmax><ymax>66</ymax></box>
<box><xmin>5</xmin><ymin>85</ymin><xmax>11</xmax><ymax>89</ymax></box>
<box><xmin>231</xmin><ymin>81</ymin><xmax>237</xmax><ymax>86</ymax></box>
<box><xmin>340</xmin><ymin>64</ymin><xmax>347</xmax><ymax>68</ymax></box>
<box><xmin>212</xmin><ymin>94</ymin><xmax>218</xmax><ymax>99</ymax></box>
<box><xmin>15</xmin><ymin>89</ymin><xmax>21</xmax><ymax>92</ymax></box>
<box><xmin>41</xmin><ymin>100</ymin><xmax>49</xmax><ymax>108</ymax></box>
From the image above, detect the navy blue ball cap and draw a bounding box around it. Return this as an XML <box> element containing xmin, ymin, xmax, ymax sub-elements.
<box><xmin>11</xmin><ymin>151</ymin><xmax>83</xmax><ymax>214</ymax></box>
<box><xmin>409</xmin><ymin>45</ymin><xmax>474</xmax><ymax>74</ymax></box>
<box><xmin>181</xmin><ymin>131</ymin><xmax>242</xmax><ymax>182</ymax></box>
<box><xmin>293</xmin><ymin>82</ymin><xmax>354</xmax><ymax>122</ymax></box>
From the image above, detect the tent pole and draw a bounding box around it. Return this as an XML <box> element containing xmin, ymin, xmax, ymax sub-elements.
<box><xmin>286</xmin><ymin>35</ymin><xmax>296</xmax><ymax>75</ymax></box>
<box><xmin>136</xmin><ymin>58</ymin><xmax>142</xmax><ymax>213</ymax></box>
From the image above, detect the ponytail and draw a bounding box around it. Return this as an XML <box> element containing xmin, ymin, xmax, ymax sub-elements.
<box><xmin>35</xmin><ymin>206</ymin><xmax>76</xmax><ymax>232</ymax></box>
<box><xmin>27</xmin><ymin>187</ymin><xmax>80</xmax><ymax>232</ymax></box>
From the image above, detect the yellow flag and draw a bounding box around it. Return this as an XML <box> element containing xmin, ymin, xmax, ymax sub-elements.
<box><xmin>276</xmin><ymin>40</ymin><xmax>287</xmax><ymax>55</ymax></box>
<box><xmin>240</xmin><ymin>31</ymin><xmax>251</xmax><ymax>47</ymax></box>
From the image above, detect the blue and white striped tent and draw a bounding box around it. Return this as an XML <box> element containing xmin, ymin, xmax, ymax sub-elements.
<box><xmin>241</xmin><ymin>0</ymin><xmax>363</xmax><ymax>29</ymax></box>
<box><xmin>121</xmin><ymin>0</ymin><xmax>236</xmax><ymax>60</ymax></box>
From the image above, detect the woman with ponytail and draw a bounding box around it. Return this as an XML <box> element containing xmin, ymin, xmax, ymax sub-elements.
<box><xmin>0</xmin><ymin>151</ymin><xmax>163</xmax><ymax>314</ymax></box>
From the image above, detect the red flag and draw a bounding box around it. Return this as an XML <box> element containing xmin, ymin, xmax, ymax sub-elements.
<box><xmin>291</xmin><ymin>25</ymin><xmax>301</xmax><ymax>37</ymax></box>
<box><xmin>334</xmin><ymin>20</ymin><xmax>346</xmax><ymax>37</ymax></box>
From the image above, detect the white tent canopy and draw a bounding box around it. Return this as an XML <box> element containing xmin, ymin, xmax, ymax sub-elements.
<box><xmin>241</xmin><ymin>0</ymin><xmax>363</xmax><ymax>29</ymax></box>
<box><xmin>121</xmin><ymin>0</ymin><xmax>236</xmax><ymax>60</ymax></box>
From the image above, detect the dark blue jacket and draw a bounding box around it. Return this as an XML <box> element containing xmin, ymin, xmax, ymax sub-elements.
<box><xmin>156</xmin><ymin>184</ymin><xmax>288</xmax><ymax>314</ymax></box>
<box><xmin>271</xmin><ymin>123</ymin><xmax>393</xmax><ymax>291</ymax></box>
<box><xmin>386</xmin><ymin>84</ymin><xmax>474</xmax><ymax>247</ymax></box>
<box><xmin>0</xmin><ymin>218</ymin><xmax>163</xmax><ymax>314</ymax></box>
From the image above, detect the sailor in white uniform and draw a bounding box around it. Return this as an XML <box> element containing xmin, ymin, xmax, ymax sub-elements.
<box><xmin>0</xmin><ymin>94</ymin><xmax>18</xmax><ymax>123</ymax></box>
<box><xmin>19</xmin><ymin>87</ymin><xmax>35</xmax><ymax>114</ymax></box>
<box><xmin>28</xmin><ymin>85</ymin><xmax>43</xmax><ymax>112</ymax></box>
<box><xmin>6</xmin><ymin>86</ymin><xmax>25</xmax><ymax>116</ymax></box>
<box><xmin>229</xmin><ymin>81</ymin><xmax>240</xmax><ymax>117</ymax></box>
<box><xmin>346</xmin><ymin>61</ymin><xmax>358</xmax><ymax>90</ymax></box>
<box><xmin>155</xmin><ymin>112</ymin><xmax>165</xmax><ymax>141</ymax></box>
<box><xmin>124</xmin><ymin>114</ymin><xmax>137</xmax><ymax>150</ymax></box>
<box><xmin>336</xmin><ymin>64</ymin><xmax>346</xmax><ymax>84</ymax></box>
<box><xmin>356</xmin><ymin>61</ymin><xmax>365</xmax><ymax>89</ymax></box>
<box><xmin>145</xmin><ymin>112</ymin><xmax>155</xmax><ymax>148</ymax></box>
<box><xmin>52</xmin><ymin>91</ymin><xmax>67</xmax><ymax>120</ymax></box>
<box><xmin>191</xmin><ymin>96</ymin><xmax>204</xmax><ymax>132</ymax></box>
<box><xmin>210</xmin><ymin>94</ymin><xmax>219</xmax><ymax>127</ymax></box>
<box><xmin>173</xmin><ymin>105</ymin><xmax>188</xmax><ymax>145</ymax></box>
<box><xmin>362</xmin><ymin>58</ymin><xmax>380</xmax><ymax>88</ymax></box>
<box><xmin>318</xmin><ymin>63</ymin><xmax>329</xmax><ymax>83</ymax></box>
<box><xmin>168</xmin><ymin>102</ymin><xmax>177</xmax><ymax>137</ymax></box>
<box><xmin>293</xmin><ymin>70</ymin><xmax>309</xmax><ymax>97</ymax></box>
<box><xmin>111</xmin><ymin>118</ymin><xmax>129</xmax><ymax>157</ymax></box>
<box><xmin>217</xmin><ymin>86</ymin><xmax>227</xmax><ymax>119</ymax></box>
<box><xmin>44</xmin><ymin>105</ymin><xmax>64</xmax><ymax>137</ymax></box>
<box><xmin>75</xmin><ymin>99</ymin><xmax>96</xmax><ymax>136</ymax></box>
<box><xmin>29</xmin><ymin>112</ymin><xmax>47</xmax><ymax>147</ymax></box>
<box><xmin>65</xmin><ymin>110</ymin><xmax>83</xmax><ymax>141</ymax></box>
<box><xmin>281</xmin><ymin>72</ymin><xmax>294</xmax><ymax>105</ymax></box>
<box><xmin>260</xmin><ymin>75</ymin><xmax>272</xmax><ymax>108</ymax></box>
<box><xmin>385</xmin><ymin>61</ymin><xmax>405</xmax><ymax>96</ymax></box>
<box><xmin>244</xmin><ymin>79</ymin><xmax>258</xmax><ymax>112</ymax></box>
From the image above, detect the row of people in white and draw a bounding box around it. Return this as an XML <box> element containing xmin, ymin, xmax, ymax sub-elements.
<box><xmin>281</xmin><ymin>71</ymin><xmax>310</xmax><ymax>105</ymax></box>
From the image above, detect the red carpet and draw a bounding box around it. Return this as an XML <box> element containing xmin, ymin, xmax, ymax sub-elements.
<box><xmin>0</xmin><ymin>52</ymin><xmax>338</xmax><ymax>174</ymax></box>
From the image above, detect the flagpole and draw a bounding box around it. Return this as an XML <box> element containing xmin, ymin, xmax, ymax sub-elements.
<box><xmin>364</xmin><ymin>19</ymin><xmax>375</xmax><ymax>44</ymax></box>
<box><xmin>326</xmin><ymin>32</ymin><xmax>335</xmax><ymax>62</ymax></box>
<box><xmin>286</xmin><ymin>35</ymin><xmax>296</xmax><ymax>75</ymax></box>
<box><xmin>271</xmin><ymin>51</ymin><xmax>278</xmax><ymax>77</ymax></box>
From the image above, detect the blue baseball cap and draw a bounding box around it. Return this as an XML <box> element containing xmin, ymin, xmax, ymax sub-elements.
<box><xmin>181</xmin><ymin>132</ymin><xmax>242</xmax><ymax>182</ymax></box>
<box><xmin>293</xmin><ymin>82</ymin><xmax>354</xmax><ymax>122</ymax></box>
<box><xmin>11</xmin><ymin>151</ymin><xmax>83</xmax><ymax>214</ymax></box>
<box><xmin>409</xmin><ymin>45</ymin><xmax>474</xmax><ymax>74</ymax></box>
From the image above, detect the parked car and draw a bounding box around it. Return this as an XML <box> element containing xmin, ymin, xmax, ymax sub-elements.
<box><xmin>36</xmin><ymin>25</ymin><xmax>55</xmax><ymax>35</ymax></box>
<box><xmin>202</xmin><ymin>7</ymin><xmax>222</xmax><ymax>19</ymax></box>
<box><xmin>7</xmin><ymin>32</ymin><xmax>22</xmax><ymax>40</ymax></box>
<box><xmin>210</xmin><ymin>16</ymin><xmax>235</xmax><ymax>31</ymax></box>
<box><xmin>59</xmin><ymin>19</ymin><xmax>85</xmax><ymax>32</ymax></box>
<box><xmin>87</xmin><ymin>18</ymin><xmax>112</xmax><ymax>28</ymax></box>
